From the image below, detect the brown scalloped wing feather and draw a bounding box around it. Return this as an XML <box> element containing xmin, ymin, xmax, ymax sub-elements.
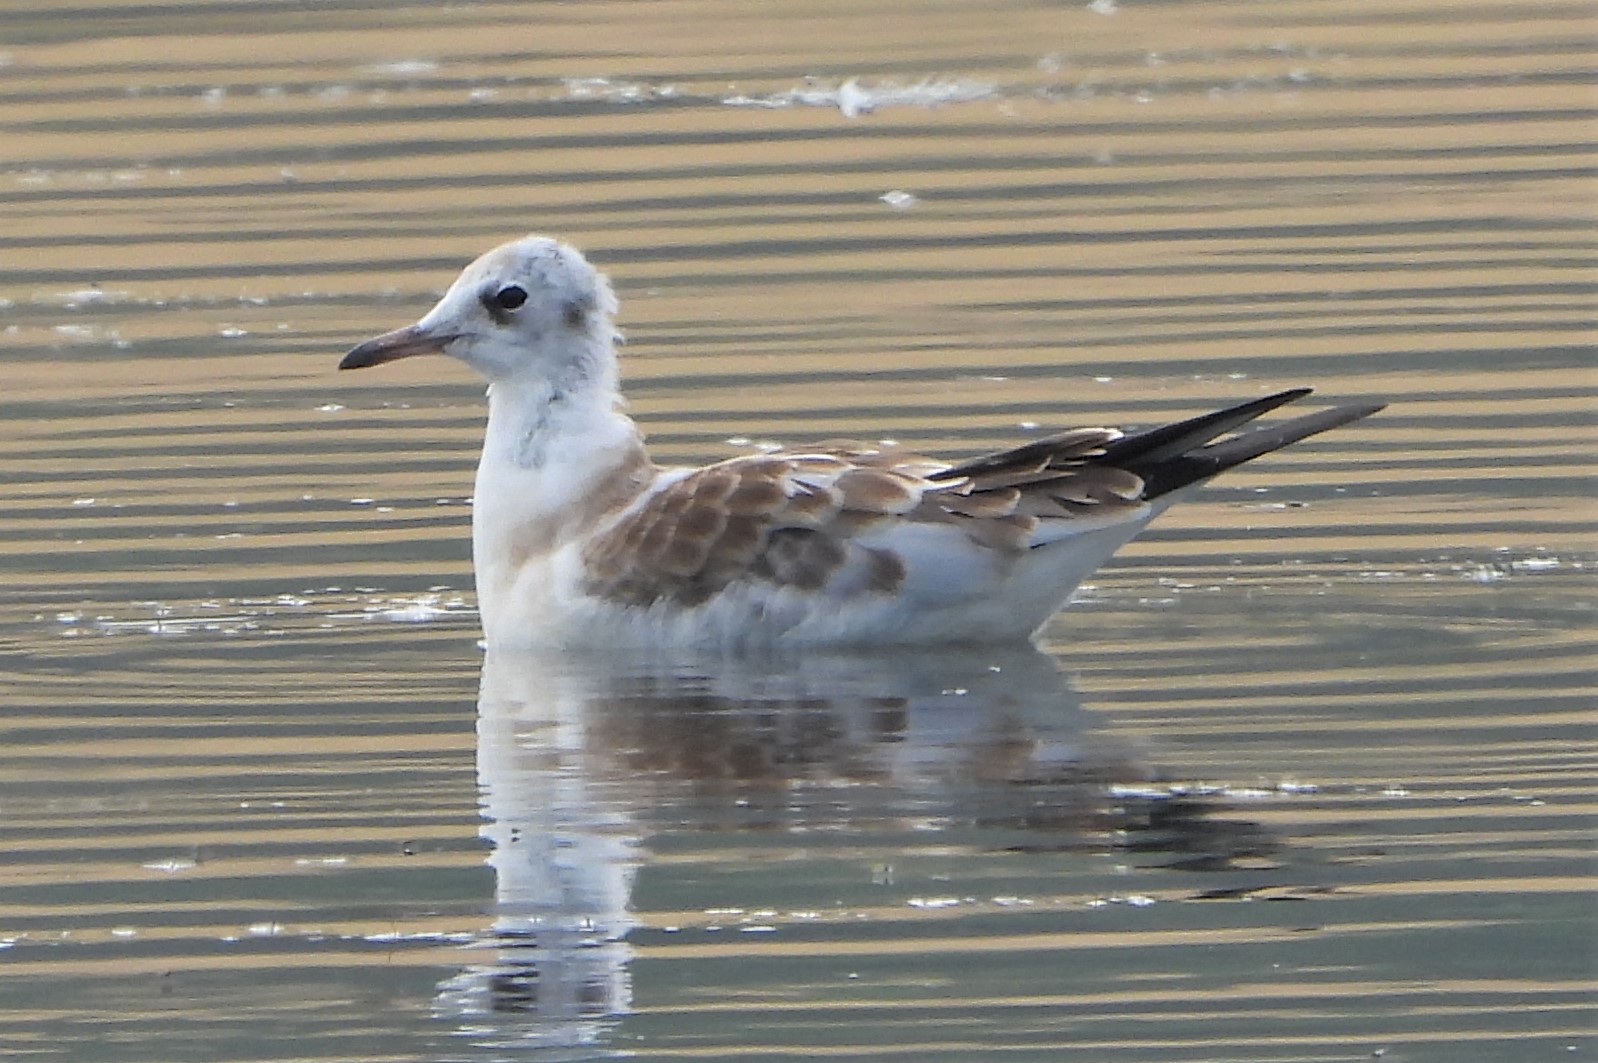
<box><xmin>579</xmin><ymin>436</ymin><xmax>1148</xmax><ymax>608</ymax></box>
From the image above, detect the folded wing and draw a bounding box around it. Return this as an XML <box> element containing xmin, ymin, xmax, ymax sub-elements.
<box><xmin>579</xmin><ymin>389</ymin><xmax>1382</xmax><ymax>608</ymax></box>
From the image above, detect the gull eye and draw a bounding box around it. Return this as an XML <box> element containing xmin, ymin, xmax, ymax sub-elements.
<box><xmin>492</xmin><ymin>285</ymin><xmax>528</xmax><ymax>310</ymax></box>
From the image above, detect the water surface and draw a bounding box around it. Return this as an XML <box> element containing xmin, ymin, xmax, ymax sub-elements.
<box><xmin>1</xmin><ymin>0</ymin><xmax>1593</xmax><ymax>1059</ymax></box>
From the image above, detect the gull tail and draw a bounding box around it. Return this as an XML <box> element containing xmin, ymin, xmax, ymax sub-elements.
<box><xmin>1105</xmin><ymin>389</ymin><xmax>1385</xmax><ymax>500</ymax></box>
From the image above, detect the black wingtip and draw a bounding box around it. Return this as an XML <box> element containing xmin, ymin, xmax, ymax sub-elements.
<box><xmin>1102</xmin><ymin>388</ymin><xmax>1316</xmax><ymax>468</ymax></box>
<box><xmin>1135</xmin><ymin>399</ymin><xmax>1384</xmax><ymax>499</ymax></box>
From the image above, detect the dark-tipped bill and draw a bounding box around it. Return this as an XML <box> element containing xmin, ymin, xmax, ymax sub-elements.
<box><xmin>339</xmin><ymin>325</ymin><xmax>456</xmax><ymax>370</ymax></box>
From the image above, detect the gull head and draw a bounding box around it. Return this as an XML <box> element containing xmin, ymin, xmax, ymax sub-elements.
<box><xmin>339</xmin><ymin>234</ymin><xmax>618</xmax><ymax>384</ymax></box>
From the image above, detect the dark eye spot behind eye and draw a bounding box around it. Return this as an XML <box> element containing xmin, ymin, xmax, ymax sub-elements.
<box><xmin>494</xmin><ymin>285</ymin><xmax>528</xmax><ymax>310</ymax></box>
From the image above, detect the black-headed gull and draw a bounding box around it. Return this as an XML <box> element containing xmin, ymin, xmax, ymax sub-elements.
<box><xmin>340</xmin><ymin>235</ymin><xmax>1382</xmax><ymax>649</ymax></box>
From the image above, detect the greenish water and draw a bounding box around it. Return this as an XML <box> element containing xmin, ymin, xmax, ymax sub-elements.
<box><xmin>1</xmin><ymin>0</ymin><xmax>1592</xmax><ymax>1059</ymax></box>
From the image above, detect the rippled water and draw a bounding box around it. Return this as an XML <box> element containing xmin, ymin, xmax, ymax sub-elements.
<box><xmin>2</xmin><ymin>0</ymin><xmax>1593</xmax><ymax>1059</ymax></box>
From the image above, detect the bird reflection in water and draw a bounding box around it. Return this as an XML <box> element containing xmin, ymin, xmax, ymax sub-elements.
<box><xmin>435</xmin><ymin>645</ymin><xmax>1278</xmax><ymax>1055</ymax></box>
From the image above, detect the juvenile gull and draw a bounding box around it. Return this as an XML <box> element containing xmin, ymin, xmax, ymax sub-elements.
<box><xmin>340</xmin><ymin>234</ymin><xmax>1382</xmax><ymax>650</ymax></box>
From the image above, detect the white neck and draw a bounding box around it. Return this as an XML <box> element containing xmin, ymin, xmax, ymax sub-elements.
<box><xmin>470</xmin><ymin>369</ymin><xmax>650</xmax><ymax>638</ymax></box>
